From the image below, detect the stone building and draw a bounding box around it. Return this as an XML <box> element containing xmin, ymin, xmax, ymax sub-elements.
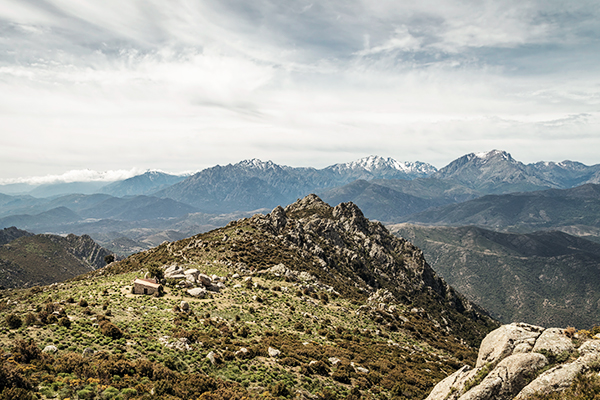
<box><xmin>132</xmin><ymin>278</ymin><xmax>162</xmax><ymax>295</ymax></box>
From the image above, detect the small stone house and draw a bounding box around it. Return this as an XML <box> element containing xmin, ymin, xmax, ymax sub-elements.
<box><xmin>132</xmin><ymin>278</ymin><xmax>162</xmax><ymax>295</ymax></box>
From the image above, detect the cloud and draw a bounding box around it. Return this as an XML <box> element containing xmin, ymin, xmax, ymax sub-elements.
<box><xmin>0</xmin><ymin>168</ymin><xmax>143</xmax><ymax>185</ymax></box>
<box><xmin>0</xmin><ymin>0</ymin><xmax>599</xmax><ymax>179</ymax></box>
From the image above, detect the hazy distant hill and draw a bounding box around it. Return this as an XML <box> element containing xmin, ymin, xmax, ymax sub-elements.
<box><xmin>399</xmin><ymin>183</ymin><xmax>600</xmax><ymax>240</ymax></box>
<box><xmin>100</xmin><ymin>170</ymin><xmax>187</xmax><ymax>197</ymax></box>
<box><xmin>78</xmin><ymin>195</ymin><xmax>198</xmax><ymax>221</ymax></box>
<box><xmin>389</xmin><ymin>224</ymin><xmax>600</xmax><ymax>328</ymax></box>
<box><xmin>320</xmin><ymin>178</ymin><xmax>479</xmax><ymax>222</ymax></box>
<box><xmin>27</xmin><ymin>181</ymin><xmax>110</xmax><ymax>197</ymax></box>
<box><xmin>0</xmin><ymin>233</ymin><xmax>113</xmax><ymax>288</ymax></box>
<box><xmin>0</xmin><ymin>207</ymin><xmax>82</xmax><ymax>230</ymax></box>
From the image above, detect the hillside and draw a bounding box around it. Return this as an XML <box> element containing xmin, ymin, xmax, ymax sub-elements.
<box><xmin>0</xmin><ymin>233</ymin><xmax>114</xmax><ymax>289</ymax></box>
<box><xmin>0</xmin><ymin>195</ymin><xmax>497</xmax><ymax>399</ymax></box>
<box><xmin>319</xmin><ymin>178</ymin><xmax>478</xmax><ymax>223</ymax></box>
<box><xmin>389</xmin><ymin>224</ymin><xmax>600</xmax><ymax>328</ymax></box>
<box><xmin>399</xmin><ymin>183</ymin><xmax>600</xmax><ymax>241</ymax></box>
<box><xmin>100</xmin><ymin>171</ymin><xmax>187</xmax><ymax>197</ymax></box>
<box><xmin>0</xmin><ymin>226</ymin><xmax>33</xmax><ymax>245</ymax></box>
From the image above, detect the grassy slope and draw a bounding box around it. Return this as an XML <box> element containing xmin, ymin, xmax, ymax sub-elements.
<box><xmin>0</xmin><ymin>235</ymin><xmax>95</xmax><ymax>288</ymax></box>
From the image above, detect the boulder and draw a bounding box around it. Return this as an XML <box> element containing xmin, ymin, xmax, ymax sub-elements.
<box><xmin>425</xmin><ymin>365</ymin><xmax>479</xmax><ymax>400</ymax></box>
<box><xmin>180</xmin><ymin>301</ymin><xmax>190</xmax><ymax>312</ymax></box>
<box><xmin>82</xmin><ymin>347</ymin><xmax>95</xmax><ymax>358</ymax></box>
<box><xmin>514</xmin><ymin>360</ymin><xmax>583</xmax><ymax>399</ymax></box>
<box><xmin>578</xmin><ymin>339</ymin><xmax>600</xmax><ymax>356</ymax></box>
<box><xmin>42</xmin><ymin>345</ymin><xmax>58</xmax><ymax>354</ymax></box>
<box><xmin>184</xmin><ymin>268</ymin><xmax>199</xmax><ymax>277</ymax></box>
<box><xmin>429</xmin><ymin>323</ymin><xmax>600</xmax><ymax>400</ymax></box>
<box><xmin>187</xmin><ymin>288</ymin><xmax>208</xmax><ymax>298</ymax></box>
<box><xmin>207</xmin><ymin>351</ymin><xmax>217</xmax><ymax>365</ymax></box>
<box><xmin>532</xmin><ymin>328</ymin><xmax>574</xmax><ymax>356</ymax></box>
<box><xmin>198</xmin><ymin>274</ymin><xmax>212</xmax><ymax>286</ymax></box>
<box><xmin>460</xmin><ymin>353</ymin><xmax>547</xmax><ymax>400</ymax></box>
<box><xmin>328</xmin><ymin>357</ymin><xmax>341</xmax><ymax>366</ymax></box>
<box><xmin>235</xmin><ymin>347</ymin><xmax>249</xmax><ymax>357</ymax></box>
<box><xmin>268</xmin><ymin>347</ymin><xmax>281</xmax><ymax>358</ymax></box>
<box><xmin>476</xmin><ymin>323</ymin><xmax>544</xmax><ymax>368</ymax></box>
<box><xmin>164</xmin><ymin>265</ymin><xmax>185</xmax><ymax>278</ymax></box>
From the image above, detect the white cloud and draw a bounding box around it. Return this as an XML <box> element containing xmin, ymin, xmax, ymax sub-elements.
<box><xmin>0</xmin><ymin>0</ymin><xmax>599</xmax><ymax>179</ymax></box>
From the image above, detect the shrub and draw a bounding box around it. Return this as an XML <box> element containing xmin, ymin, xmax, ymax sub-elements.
<box><xmin>269</xmin><ymin>381</ymin><xmax>290</xmax><ymax>397</ymax></box>
<box><xmin>24</xmin><ymin>313</ymin><xmax>37</xmax><ymax>326</ymax></box>
<box><xmin>0</xmin><ymin>387</ymin><xmax>37</xmax><ymax>400</ymax></box>
<box><xmin>12</xmin><ymin>339</ymin><xmax>41</xmax><ymax>363</ymax></box>
<box><xmin>79</xmin><ymin>299</ymin><xmax>88</xmax><ymax>307</ymax></box>
<box><xmin>100</xmin><ymin>321</ymin><xmax>123</xmax><ymax>339</ymax></box>
<box><xmin>101</xmin><ymin>386</ymin><xmax>120</xmax><ymax>399</ymax></box>
<box><xmin>77</xmin><ymin>389</ymin><xmax>95</xmax><ymax>399</ymax></box>
<box><xmin>565</xmin><ymin>327</ymin><xmax>577</xmax><ymax>338</ymax></box>
<box><xmin>147</xmin><ymin>264</ymin><xmax>164</xmax><ymax>280</ymax></box>
<box><xmin>5</xmin><ymin>314</ymin><xmax>22</xmax><ymax>329</ymax></box>
<box><xmin>121</xmin><ymin>388</ymin><xmax>138</xmax><ymax>399</ymax></box>
<box><xmin>58</xmin><ymin>317</ymin><xmax>71</xmax><ymax>328</ymax></box>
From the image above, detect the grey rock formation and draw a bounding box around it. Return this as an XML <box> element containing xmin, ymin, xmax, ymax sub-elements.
<box><xmin>460</xmin><ymin>353</ymin><xmax>547</xmax><ymax>400</ymax></box>
<box><xmin>42</xmin><ymin>345</ymin><xmax>58</xmax><ymax>354</ymax></box>
<box><xmin>476</xmin><ymin>323</ymin><xmax>544</xmax><ymax>368</ymax></box>
<box><xmin>187</xmin><ymin>287</ymin><xmax>208</xmax><ymax>298</ymax></box>
<box><xmin>532</xmin><ymin>328</ymin><xmax>574</xmax><ymax>356</ymax></box>
<box><xmin>428</xmin><ymin>323</ymin><xmax>600</xmax><ymax>400</ymax></box>
<box><xmin>268</xmin><ymin>347</ymin><xmax>281</xmax><ymax>358</ymax></box>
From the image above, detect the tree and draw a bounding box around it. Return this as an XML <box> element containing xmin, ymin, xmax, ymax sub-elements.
<box><xmin>104</xmin><ymin>254</ymin><xmax>115</xmax><ymax>265</ymax></box>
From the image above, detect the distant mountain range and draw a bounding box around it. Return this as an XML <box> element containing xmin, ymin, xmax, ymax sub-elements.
<box><xmin>1</xmin><ymin>151</ymin><xmax>599</xmax><ymax>254</ymax></box>
<box><xmin>389</xmin><ymin>224</ymin><xmax>600</xmax><ymax>328</ymax></box>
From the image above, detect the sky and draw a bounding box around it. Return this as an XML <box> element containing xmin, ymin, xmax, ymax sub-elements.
<box><xmin>1</xmin><ymin>0</ymin><xmax>600</xmax><ymax>183</ymax></box>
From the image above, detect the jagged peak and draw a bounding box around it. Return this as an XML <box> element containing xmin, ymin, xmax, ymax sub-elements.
<box><xmin>234</xmin><ymin>158</ymin><xmax>279</xmax><ymax>170</ymax></box>
<box><xmin>332</xmin><ymin>201</ymin><xmax>365</xmax><ymax>221</ymax></box>
<box><xmin>284</xmin><ymin>194</ymin><xmax>331</xmax><ymax>214</ymax></box>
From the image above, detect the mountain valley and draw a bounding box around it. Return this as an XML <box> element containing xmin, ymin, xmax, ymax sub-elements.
<box><xmin>389</xmin><ymin>224</ymin><xmax>600</xmax><ymax>328</ymax></box>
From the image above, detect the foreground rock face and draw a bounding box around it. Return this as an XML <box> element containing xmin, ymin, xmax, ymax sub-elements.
<box><xmin>427</xmin><ymin>322</ymin><xmax>600</xmax><ymax>400</ymax></box>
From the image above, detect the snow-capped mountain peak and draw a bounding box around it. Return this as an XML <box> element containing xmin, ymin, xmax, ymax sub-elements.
<box><xmin>235</xmin><ymin>159</ymin><xmax>279</xmax><ymax>171</ymax></box>
<box><xmin>332</xmin><ymin>156</ymin><xmax>437</xmax><ymax>175</ymax></box>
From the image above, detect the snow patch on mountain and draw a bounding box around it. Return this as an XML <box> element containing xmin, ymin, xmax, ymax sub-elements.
<box><xmin>330</xmin><ymin>155</ymin><xmax>437</xmax><ymax>175</ymax></box>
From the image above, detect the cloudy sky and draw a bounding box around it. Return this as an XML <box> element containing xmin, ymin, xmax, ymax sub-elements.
<box><xmin>1</xmin><ymin>0</ymin><xmax>599</xmax><ymax>183</ymax></box>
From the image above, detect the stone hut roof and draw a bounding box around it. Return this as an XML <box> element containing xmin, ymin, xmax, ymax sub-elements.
<box><xmin>133</xmin><ymin>278</ymin><xmax>161</xmax><ymax>289</ymax></box>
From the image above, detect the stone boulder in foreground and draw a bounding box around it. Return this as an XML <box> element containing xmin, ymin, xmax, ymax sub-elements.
<box><xmin>427</xmin><ymin>322</ymin><xmax>600</xmax><ymax>400</ymax></box>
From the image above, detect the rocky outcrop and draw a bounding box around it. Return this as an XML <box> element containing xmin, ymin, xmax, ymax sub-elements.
<box><xmin>244</xmin><ymin>194</ymin><xmax>496</xmax><ymax>342</ymax></box>
<box><xmin>163</xmin><ymin>264</ymin><xmax>228</xmax><ymax>296</ymax></box>
<box><xmin>62</xmin><ymin>233</ymin><xmax>114</xmax><ymax>270</ymax></box>
<box><xmin>427</xmin><ymin>323</ymin><xmax>600</xmax><ymax>400</ymax></box>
